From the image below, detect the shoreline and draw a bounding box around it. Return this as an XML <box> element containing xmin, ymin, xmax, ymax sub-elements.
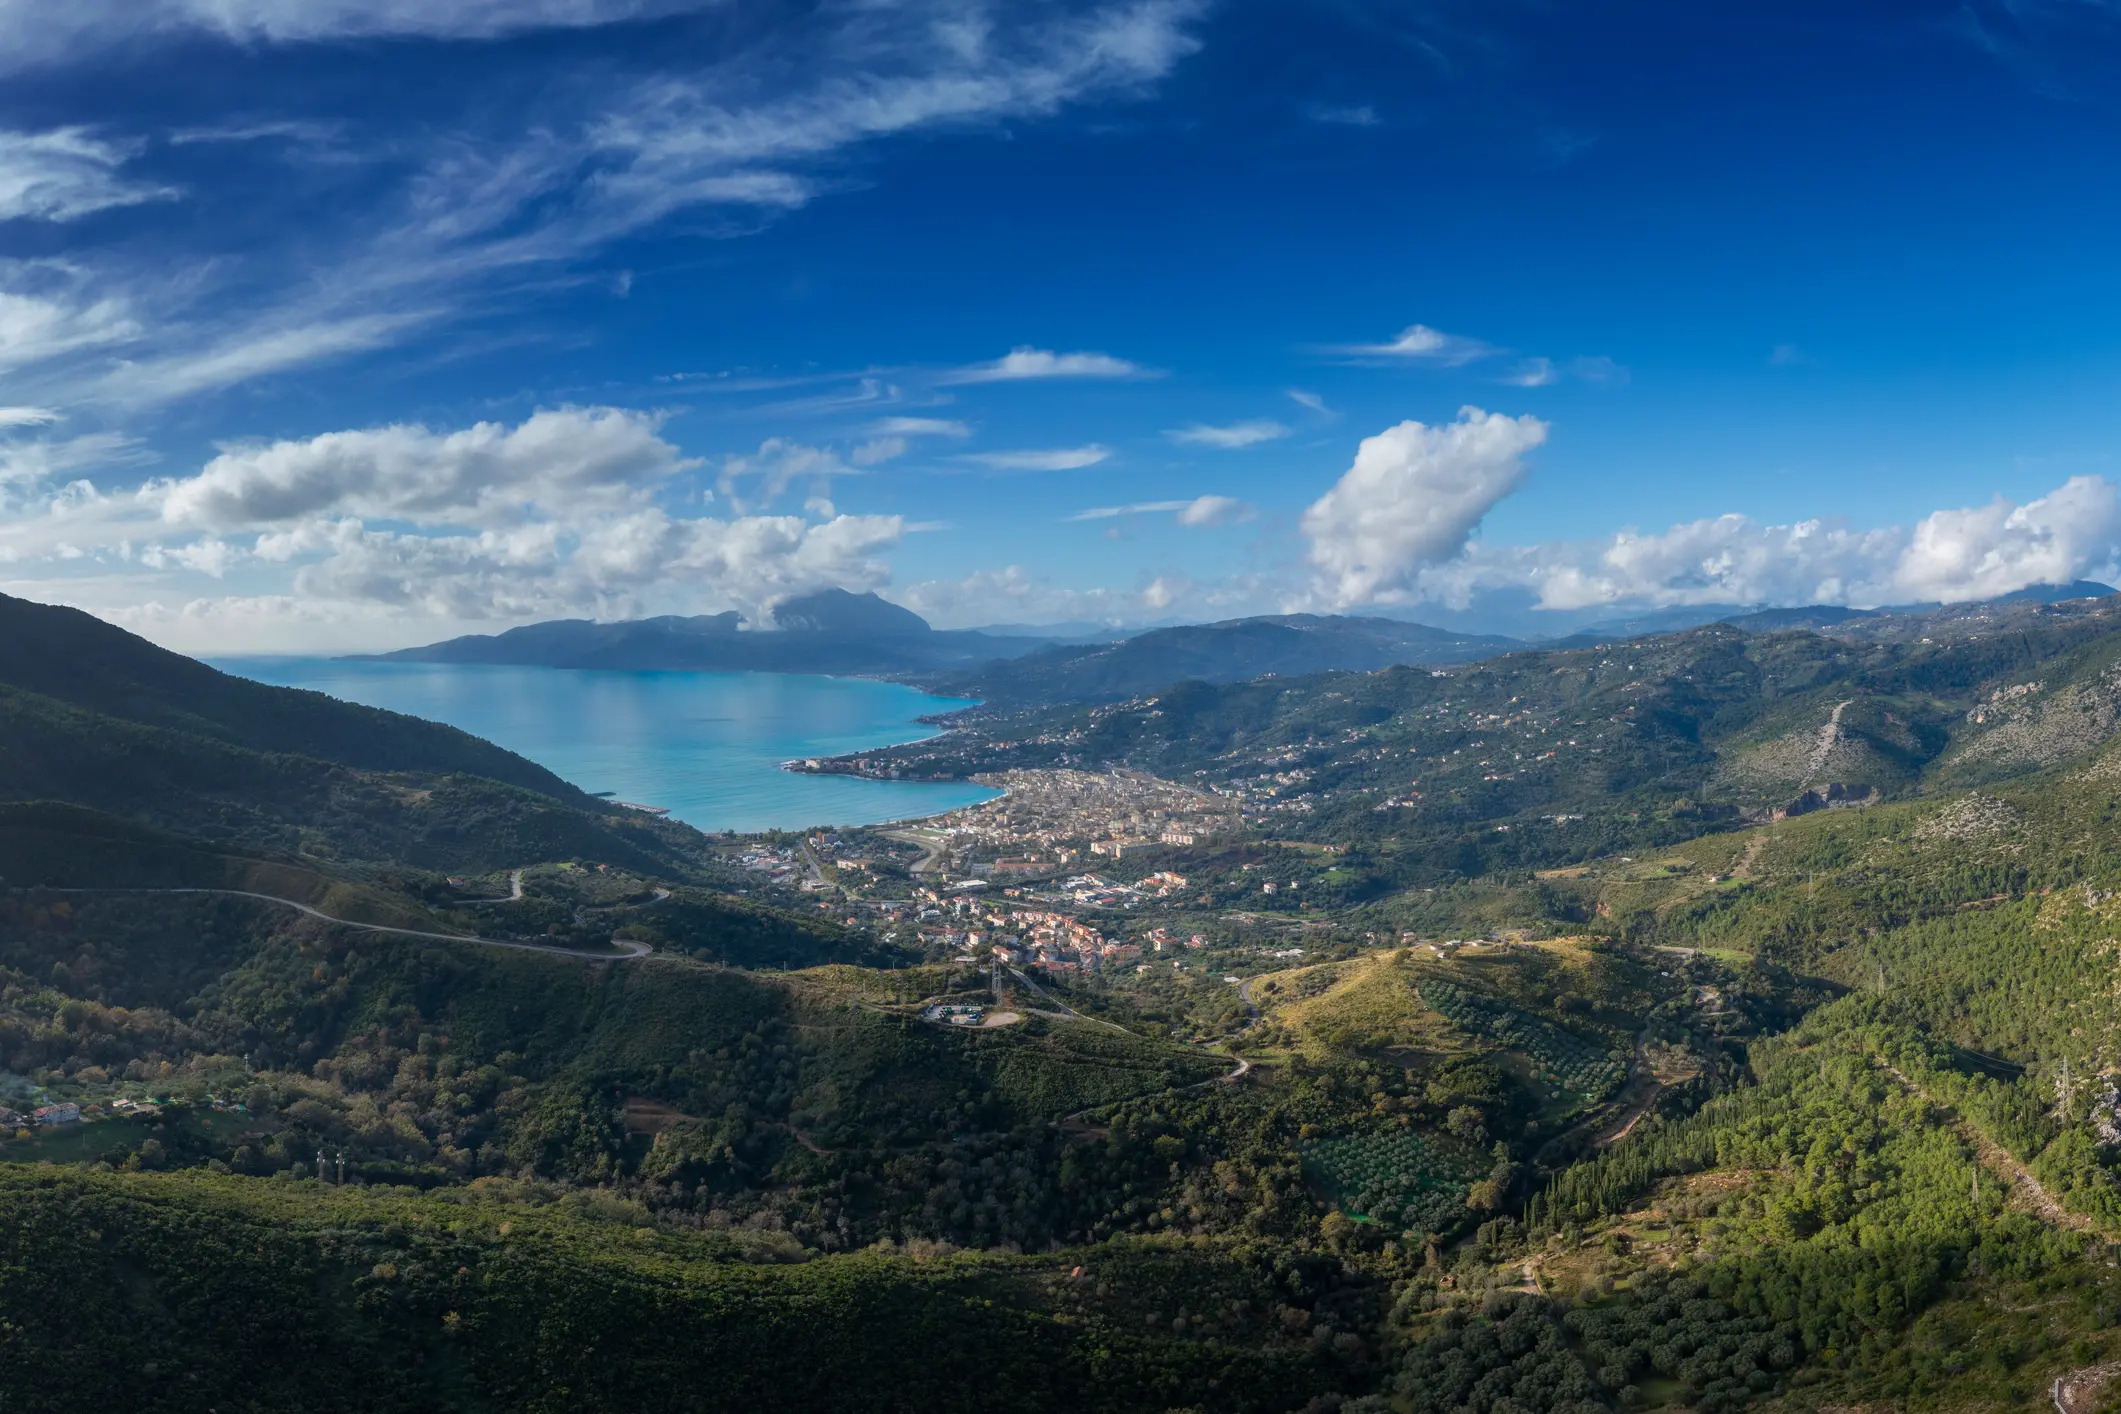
<box><xmin>213</xmin><ymin>657</ymin><xmax>998</xmax><ymax>835</ymax></box>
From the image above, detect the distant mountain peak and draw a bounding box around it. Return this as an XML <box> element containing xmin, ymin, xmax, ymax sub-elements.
<box><xmin>769</xmin><ymin>589</ymin><xmax>930</xmax><ymax>637</ymax></box>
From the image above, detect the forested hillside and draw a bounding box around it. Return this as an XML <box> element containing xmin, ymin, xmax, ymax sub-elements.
<box><xmin>19</xmin><ymin>595</ymin><xmax>2121</xmax><ymax>1410</ymax></box>
<box><xmin>0</xmin><ymin>593</ymin><xmax>708</xmax><ymax>876</ymax></box>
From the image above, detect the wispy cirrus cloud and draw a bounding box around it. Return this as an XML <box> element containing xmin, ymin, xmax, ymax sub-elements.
<box><xmin>0</xmin><ymin>0</ymin><xmax>1208</xmax><ymax>416</ymax></box>
<box><xmin>0</xmin><ymin>0</ymin><xmax>725</xmax><ymax>63</ymax></box>
<box><xmin>1066</xmin><ymin>494</ymin><xmax>1252</xmax><ymax>525</ymax></box>
<box><xmin>0</xmin><ymin>128</ymin><xmax>174</xmax><ymax>223</ymax></box>
<box><xmin>964</xmin><ymin>444</ymin><xmax>1111</xmax><ymax>472</ymax></box>
<box><xmin>1498</xmin><ymin>354</ymin><xmax>1629</xmax><ymax>388</ymax></box>
<box><xmin>1166</xmin><ymin>419</ymin><xmax>1290</xmax><ymax>449</ymax></box>
<box><xmin>943</xmin><ymin>346</ymin><xmax>1156</xmax><ymax>384</ymax></box>
<box><xmin>1329</xmin><ymin>322</ymin><xmax>1498</xmax><ymax>365</ymax></box>
<box><xmin>869</xmin><ymin>416</ymin><xmax>970</xmax><ymax>438</ymax></box>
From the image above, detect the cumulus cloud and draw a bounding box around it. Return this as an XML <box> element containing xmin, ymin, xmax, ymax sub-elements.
<box><xmin>1388</xmin><ymin>474</ymin><xmax>2121</xmax><ymax>616</ymax></box>
<box><xmin>0</xmin><ymin>128</ymin><xmax>174</xmax><ymax>223</ymax></box>
<box><xmin>964</xmin><ymin>445</ymin><xmax>1111</xmax><ymax>472</ymax></box>
<box><xmin>1301</xmin><ymin>407</ymin><xmax>1550</xmax><ymax>606</ymax></box>
<box><xmin>1166</xmin><ymin>420</ymin><xmax>1290</xmax><ymax>449</ymax></box>
<box><xmin>944</xmin><ymin>347</ymin><xmax>1152</xmax><ymax>383</ymax></box>
<box><xmin>1895</xmin><ymin>477</ymin><xmax>2121</xmax><ymax>603</ymax></box>
<box><xmin>1332</xmin><ymin>323</ymin><xmax>1497</xmax><ymax>365</ymax></box>
<box><xmin>157</xmin><ymin>407</ymin><xmax>692</xmax><ymax>530</ymax></box>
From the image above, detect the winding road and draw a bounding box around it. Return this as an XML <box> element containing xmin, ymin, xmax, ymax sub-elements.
<box><xmin>46</xmin><ymin>887</ymin><xmax>652</xmax><ymax>961</ymax></box>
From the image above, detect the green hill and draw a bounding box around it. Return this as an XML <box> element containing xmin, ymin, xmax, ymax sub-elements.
<box><xmin>0</xmin><ymin>594</ymin><xmax>705</xmax><ymax>876</ymax></box>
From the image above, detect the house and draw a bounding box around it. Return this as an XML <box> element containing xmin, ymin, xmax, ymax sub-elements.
<box><xmin>34</xmin><ymin>1103</ymin><xmax>81</xmax><ymax>1125</ymax></box>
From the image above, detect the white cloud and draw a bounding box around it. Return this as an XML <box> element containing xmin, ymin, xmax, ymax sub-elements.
<box><xmin>944</xmin><ymin>347</ymin><xmax>1152</xmax><ymax>383</ymax></box>
<box><xmin>1498</xmin><ymin>354</ymin><xmax>1628</xmax><ymax>389</ymax></box>
<box><xmin>850</xmin><ymin>438</ymin><xmax>907</xmax><ymax>467</ymax></box>
<box><xmin>1894</xmin><ymin>476</ymin><xmax>2121</xmax><ymax>603</ymax></box>
<box><xmin>0</xmin><ymin>431</ymin><xmax>145</xmax><ymax>492</ymax></box>
<box><xmin>1286</xmin><ymin>388</ymin><xmax>1334</xmax><ymax>416</ymax></box>
<box><xmin>717</xmin><ymin>437</ymin><xmax>849</xmax><ymax>513</ymax></box>
<box><xmin>1175</xmin><ymin>493</ymin><xmax>1252</xmax><ymax>526</ymax></box>
<box><xmin>96</xmin><ymin>313</ymin><xmax>430</xmax><ymax>407</ymax></box>
<box><xmin>158</xmin><ymin>407</ymin><xmax>691</xmax><ymax>531</ymax></box>
<box><xmin>847</xmin><ymin>415</ymin><xmax>972</xmax><ymax>466</ymax></box>
<box><xmin>0</xmin><ymin>1</ymin><xmax>1207</xmax><ymax>408</ymax></box>
<box><xmin>0</xmin><ymin>287</ymin><xmax>140</xmax><ymax>375</ymax></box>
<box><xmin>1166</xmin><ymin>419</ymin><xmax>1290</xmax><ymax>449</ymax></box>
<box><xmin>1069</xmin><ymin>493</ymin><xmax>1251</xmax><ymax>527</ymax></box>
<box><xmin>1301</xmin><ymin>406</ymin><xmax>1550</xmax><ymax>606</ymax></box>
<box><xmin>1067</xmin><ymin>500</ymin><xmax>1190</xmax><ymax>521</ymax></box>
<box><xmin>0</xmin><ymin>406</ymin><xmax>59</xmax><ymax>428</ymax></box>
<box><xmin>0</xmin><ymin>128</ymin><xmax>174</xmax><ymax>223</ymax></box>
<box><xmin>1393</xmin><ymin>474</ymin><xmax>2121</xmax><ymax>616</ymax></box>
<box><xmin>965</xmin><ymin>444</ymin><xmax>1111</xmax><ymax>472</ymax></box>
<box><xmin>870</xmin><ymin>416</ymin><xmax>971</xmax><ymax>438</ymax></box>
<box><xmin>79</xmin><ymin>507</ymin><xmax>907</xmax><ymax>653</ymax></box>
<box><xmin>0</xmin><ymin>0</ymin><xmax>715</xmax><ymax>59</ymax></box>
<box><xmin>1332</xmin><ymin>323</ymin><xmax>1497</xmax><ymax>365</ymax></box>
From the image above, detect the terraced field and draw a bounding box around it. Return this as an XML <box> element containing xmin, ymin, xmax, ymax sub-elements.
<box><xmin>1418</xmin><ymin>979</ymin><xmax>1628</xmax><ymax>1102</ymax></box>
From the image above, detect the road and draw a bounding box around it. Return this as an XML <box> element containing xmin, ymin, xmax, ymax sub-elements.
<box><xmin>883</xmin><ymin>829</ymin><xmax>949</xmax><ymax>876</ymax></box>
<box><xmin>463</xmin><ymin>869</ymin><xmax>525</xmax><ymax>904</ymax></box>
<box><xmin>47</xmin><ymin>887</ymin><xmax>652</xmax><ymax>961</ymax></box>
<box><xmin>1005</xmin><ymin>965</ymin><xmax>1133</xmax><ymax>1034</ymax></box>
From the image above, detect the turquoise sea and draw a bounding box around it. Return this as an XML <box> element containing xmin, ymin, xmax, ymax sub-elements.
<box><xmin>214</xmin><ymin>659</ymin><xmax>1000</xmax><ymax>834</ymax></box>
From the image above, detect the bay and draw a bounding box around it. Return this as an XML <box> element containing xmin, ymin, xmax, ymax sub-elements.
<box><xmin>213</xmin><ymin>659</ymin><xmax>1000</xmax><ymax>834</ymax></box>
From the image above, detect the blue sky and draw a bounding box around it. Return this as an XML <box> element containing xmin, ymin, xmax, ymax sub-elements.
<box><xmin>2</xmin><ymin>0</ymin><xmax>2121</xmax><ymax>650</ymax></box>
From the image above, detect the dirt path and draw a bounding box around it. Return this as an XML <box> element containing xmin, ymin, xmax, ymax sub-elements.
<box><xmin>1734</xmin><ymin>831</ymin><xmax>1770</xmax><ymax>880</ymax></box>
<box><xmin>1882</xmin><ymin>1061</ymin><xmax>2094</xmax><ymax>1232</ymax></box>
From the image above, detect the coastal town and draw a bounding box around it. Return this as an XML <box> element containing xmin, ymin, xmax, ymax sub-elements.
<box><xmin>707</xmin><ymin>764</ymin><xmax>1375</xmax><ymax>988</ymax></box>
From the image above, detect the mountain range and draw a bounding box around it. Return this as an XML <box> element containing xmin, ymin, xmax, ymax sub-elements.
<box><xmin>367</xmin><ymin>581</ymin><xmax>2121</xmax><ymax>709</ymax></box>
<box><xmin>362</xmin><ymin>588</ymin><xmax>1067</xmax><ymax>674</ymax></box>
